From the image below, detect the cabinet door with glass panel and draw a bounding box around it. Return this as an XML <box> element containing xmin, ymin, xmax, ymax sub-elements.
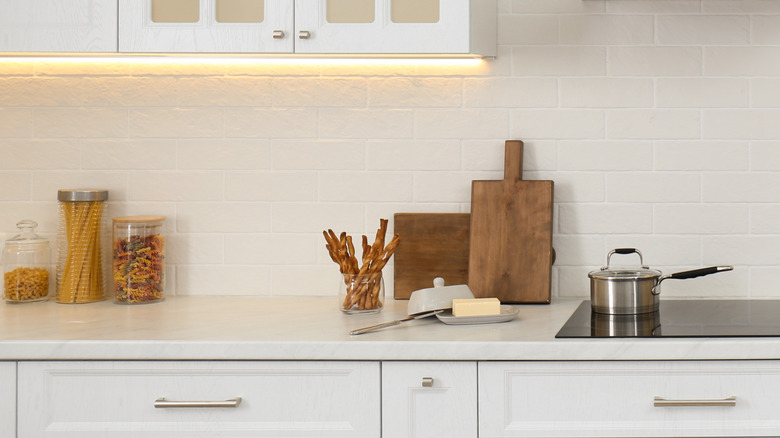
<box><xmin>294</xmin><ymin>0</ymin><xmax>495</xmax><ymax>56</ymax></box>
<box><xmin>119</xmin><ymin>0</ymin><xmax>294</xmax><ymax>53</ymax></box>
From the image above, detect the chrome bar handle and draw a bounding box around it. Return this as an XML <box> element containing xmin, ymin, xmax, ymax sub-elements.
<box><xmin>154</xmin><ymin>397</ymin><xmax>242</xmax><ymax>408</ymax></box>
<box><xmin>299</xmin><ymin>30</ymin><xmax>311</xmax><ymax>39</ymax></box>
<box><xmin>653</xmin><ymin>396</ymin><xmax>736</xmax><ymax>407</ymax></box>
<box><xmin>422</xmin><ymin>377</ymin><xmax>434</xmax><ymax>387</ymax></box>
<box><xmin>272</xmin><ymin>30</ymin><xmax>285</xmax><ymax>39</ymax></box>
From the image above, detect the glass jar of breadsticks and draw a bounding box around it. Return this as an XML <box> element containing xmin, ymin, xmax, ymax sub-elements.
<box><xmin>56</xmin><ymin>189</ymin><xmax>109</xmax><ymax>304</ymax></box>
<box><xmin>3</xmin><ymin>220</ymin><xmax>52</xmax><ymax>303</ymax></box>
<box><xmin>325</xmin><ymin>219</ymin><xmax>400</xmax><ymax>314</ymax></box>
<box><xmin>112</xmin><ymin>215</ymin><xmax>165</xmax><ymax>304</ymax></box>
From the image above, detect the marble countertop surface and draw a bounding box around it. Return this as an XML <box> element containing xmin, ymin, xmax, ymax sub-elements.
<box><xmin>2</xmin><ymin>296</ymin><xmax>780</xmax><ymax>361</ymax></box>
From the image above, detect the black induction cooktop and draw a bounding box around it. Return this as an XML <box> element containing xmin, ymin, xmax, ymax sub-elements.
<box><xmin>556</xmin><ymin>300</ymin><xmax>780</xmax><ymax>338</ymax></box>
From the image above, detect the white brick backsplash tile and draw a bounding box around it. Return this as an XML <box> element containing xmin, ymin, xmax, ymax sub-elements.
<box><xmin>0</xmin><ymin>172</ymin><xmax>30</xmax><ymax>201</ymax></box>
<box><xmin>750</xmin><ymin>268</ymin><xmax>780</xmax><ymax>298</ymax></box>
<box><xmin>609</xmin><ymin>47</ymin><xmax>702</xmax><ymax>76</ymax></box>
<box><xmin>273</xmin><ymin>78</ymin><xmax>366</xmax><ymax>107</ymax></box>
<box><xmin>415</xmin><ymin>109</ymin><xmax>509</xmax><ymax>139</ymax></box>
<box><xmin>415</xmin><ymin>171</ymin><xmax>498</xmax><ymax>203</ymax></box>
<box><xmin>82</xmin><ymin>77</ymin><xmax>178</xmax><ymax>107</ymax></box>
<box><xmin>560</xmin><ymin>15</ymin><xmax>653</xmax><ymax>45</ymax></box>
<box><xmin>130</xmin><ymin>108</ymin><xmax>222</xmax><ymax>138</ymax></box>
<box><xmin>512</xmin><ymin>110</ymin><xmax>605</xmax><ymax>140</ymax></box>
<box><xmin>560</xmin><ymin>78</ymin><xmax>653</xmax><ymax>108</ymax></box>
<box><xmin>320</xmin><ymin>109</ymin><xmax>413</xmax><ymax>139</ymax></box>
<box><xmin>319</xmin><ymin>172</ymin><xmax>413</xmax><ymax>202</ymax></box>
<box><xmin>655</xmin><ymin>141</ymin><xmax>748</xmax><ymax>171</ymax></box>
<box><xmin>367</xmin><ymin>140</ymin><xmax>460</xmax><ymax>171</ymax></box>
<box><xmin>654</xmin><ymin>204</ymin><xmax>748</xmax><ymax>234</ymax></box>
<box><xmin>656</xmin><ymin>78</ymin><xmax>748</xmax><ymax>108</ymax></box>
<box><xmin>607</xmin><ymin>110</ymin><xmax>700</xmax><ymax>140</ymax></box>
<box><xmin>559</xmin><ymin>203</ymin><xmax>653</xmax><ymax>234</ymax></box>
<box><xmin>367</xmin><ymin>78</ymin><xmax>461</xmax><ymax>107</ymax></box>
<box><xmin>463</xmin><ymin>78</ymin><xmax>557</xmax><ymax>108</ymax></box>
<box><xmin>552</xmin><ymin>234</ymin><xmax>605</xmax><ymax>266</ymax></box>
<box><xmin>0</xmin><ymin>78</ymin><xmax>81</xmax><ymax>107</ymax></box>
<box><xmin>603</xmin><ymin>236</ymin><xmax>702</xmax><ymax>266</ymax></box>
<box><xmin>557</xmin><ymin>266</ymin><xmax>592</xmax><ymax>298</ymax></box>
<box><xmin>0</xmin><ymin>108</ymin><xmax>32</xmax><ymax>139</ymax></box>
<box><xmin>606</xmin><ymin>0</ymin><xmax>700</xmax><ymax>13</ymax></box>
<box><xmin>177</xmin><ymin>203</ymin><xmax>271</xmax><ymax>233</ymax></box>
<box><xmin>272</xmin><ymin>265</ymin><xmax>339</xmax><ymax>296</ymax></box>
<box><xmin>705</xmin><ymin>47</ymin><xmax>780</xmax><ymax>76</ymax></box>
<box><xmin>165</xmin><ymin>233</ymin><xmax>223</xmax><ymax>264</ymax></box>
<box><xmin>498</xmin><ymin>14</ymin><xmax>558</xmax><ymax>45</ymax></box>
<box><xmin>176</xmin><ymin>265</ymin><xmax>270</xmax><ymax>296</ymax></box>
<box><xmin>225</xmin><ymin>171</ymin><xmax>318</xmax><ymax>201</ymax></box>
<box><xmin>511</xmin><ymin>0</ymin><xmax>605</xmax><ymax>13</ymax></box>
<box><xmin>703</xmin><ymin>236</ymin><xmax>780</xmax><ymax>265</ymax></box>
<box><xmin>559</xmin><ymin>141</ymin><xmax>653</xmax><ymax>171</ymax></box>
<box><xmin>34</xmin><ymin>108</ymin><xmax>127</xmax><ymax>138</ymax></box>
<box><xmin>178</xmin><ymin>77</ymin><xmax>272</xmax><ymax>107</ymax></box>
<box><xmin>751</xmin><ymin>16</ymin><xmax>780</xmax><ymax>45</ymax></box>
<box><xmin>544</xmin><ymin>171</ymin><xmax>605</xmax><ymax>203</ymax></box>
<box><xmin>703</xmin><ymin>1</ymin><xmax>780</xmax><ymax>13</ymax></box>
<box><xmin>225</xmin><ymin>234</ymin><xmax>317</xmax><ymax>265</ymax></box>
<box><xmin>82</xmin><ymin>139</ymin><xmax>177</xmax><ymax>170</ymax></box>
<box><xmin>703</xmin><ymin>110</ymin><xmax>780</xmax><ymax>140</ymax></box>
<box><xmin>0</xmin><ymin>202</ymin><xmax>56</xmax><ymax>234</ymax></box>
<box><xmin>703</xmin><ymin>173</ymin><xmax>780</xmax><ymax>202</ymax></box>
<box><xmin>511</xmin><ymin>47</ymin><xmax>606</xmax><ymax>76</ymax></box>
<box><xmin>178</xmin><ymin>139</ymin><xmax>270</xmax><ymax>170</ymax></box>
<box><xmin>31</xmin><ymin>171</ymin><xmax>128</xmax><ymax>202</ymax></box>
<box><xmin>128</xmin><ymin>172</ymin><xmax>223</xmax><ymax>201</ymax></box>
<box><xmin>272</xmin><ymin>203</ymin><xmax>366</xmax><ymax>234</ymax></box>
<box><xmin>225</xmin><ymin>108</ymin><xmax>318</xmax><ymax>139</ymax></box>
<box><xmin>750</xmin><ymin>205</ymin><xmax>780</xmax><ymax>234</ymax></box>
<box><xmin>608</xmin><ymin>173</ymin><xmax>700</xmax><ymax>203</ymax></box>
<box><xmin>751</xmin><ymin>79</ymin><xmax>780</xmax><ymax>108</ymax></box>
<box><xmin>462</xmin><ymin>140</ymin><xmax>557</xmax><ymax>171</ymax></box>
<box><xmin>0</xmin><ymin>140</ymin><xmax>80</xmax><ymax>170</ymax></box>
<box><xmin>657</xmin><ymin>15</ymin><xmax>749</xmax><ymax>45</ymax></box>
<box><xmin>272</xmin><ymin>140</ymin><xmax>364</xmax><ymax>170</ymax></box>
<box><xmin>750</xmin><ymin>141</ymin><xmax>780</xmax><ymax>171</ymax></box>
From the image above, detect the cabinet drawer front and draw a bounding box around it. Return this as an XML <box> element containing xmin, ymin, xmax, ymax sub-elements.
<box><xmin>382</xmin><ymin>361</ymin><xmax>477</xmax><ymax>438</ymax></box>
<box><xmin>479</xmin><ymin>361</ymin><xmax>780</xmax><ymax>437</ymax></box>
<box><xmin>18</xmin><ymin>361</ymin><xmax>380</xmax><ymax>438</ymax></box>
<box><xmin>0</xmin><ymin>362</ymin><xmax>15</xmax><ymax>438</ymax></box>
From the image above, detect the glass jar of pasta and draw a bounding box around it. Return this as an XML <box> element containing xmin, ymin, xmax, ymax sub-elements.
<box><xmin>112</xmin><ymin>216</ymin><xmax>165</xmax><ymax>304</ymax></box>
<box><xmin>56</xmin><ymin>189</ymin><xmax>109</xmax><ymax>304</ymax></box>
<box><xmin>3</xmin><ymin>220</ymin><xmax>52</xmax><ymax>303</ymax></box>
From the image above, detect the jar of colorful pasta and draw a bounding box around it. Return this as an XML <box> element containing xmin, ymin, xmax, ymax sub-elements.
<box><xmin>57</xmin><ymin>189</ymin><xmax>109</xmax><ymax>304</ymax></box>
<box><xmin>3</xmin><ymin>220</ymin><xmax>52</xmax><ymax>303</ymax></box>
<box><xmin>112</xmin><ymin>216</ymin><xmax>165</xmax><ymax>304</ymax></box>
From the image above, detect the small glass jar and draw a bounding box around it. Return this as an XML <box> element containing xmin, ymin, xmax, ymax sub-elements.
<box><xmin>57</xmin><ymin>189</ymin><xmax>109</xmax><ymax>304</ymax></box>
<box><xmin>3</xmin><ymin>220</ymin><xmax>52</xmax><ymax>303</ymax></box>
<box><xmin>112</xmin><ymin>216</ymin><xmax>165</xmax><ymax>304</ymax></box>
<box><xmin>339</xmin><ymin>272</ymin><xmax>384</xmax><ymax>314</ymax></box>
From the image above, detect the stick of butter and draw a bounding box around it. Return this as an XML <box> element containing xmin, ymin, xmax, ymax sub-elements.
<box><xmin>452</xmin><ymin>298</ymin><xmax>501</xmax><ymax>317</ymax></box>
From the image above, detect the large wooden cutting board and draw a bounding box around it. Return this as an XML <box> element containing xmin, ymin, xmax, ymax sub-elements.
<box><xmin>468</xmin><ymin>140</ymin><xmax>554</xmax><ymax>303</ymax></box>
<box><xmin>393</xmin><ymin>213</ymin><xmax>470</xmax><ymax>299</ymax></box>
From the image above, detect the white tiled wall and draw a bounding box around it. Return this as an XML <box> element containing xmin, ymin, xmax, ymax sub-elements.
<box><xmin>1</xmin><ymin>0</ymin><xmax>779</xmax><ymax>300</ymax></box>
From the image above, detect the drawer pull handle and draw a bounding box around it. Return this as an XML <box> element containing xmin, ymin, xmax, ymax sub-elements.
<box><xmin>299</xmin><ymin>30</ymin><xmax>311</xmax><ymax>39</ymax></box>
<box><xmin>272</xmin><ymin>30</ymin><xmax>285</xmax><ymax>39</ymax></box>
<box><xmin>653</xmin><ymin>396</ymin><xmax>736</xmax><ymax>407</ymax></box>
<box><xmin>422</xmin><ymin>377</ymin><xmax>434</xmax><ymax>387</ymax></box>
<box><xmin>154</xmin><ymin>397</ymin><xmax>242</xmax><ymax>408</ymax></box>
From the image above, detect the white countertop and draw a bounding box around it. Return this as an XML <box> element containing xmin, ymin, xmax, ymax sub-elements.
<box><xmin>2</xmin><ymin>297</ymin><xmax>780</xmax><ymax>361</ymax></box>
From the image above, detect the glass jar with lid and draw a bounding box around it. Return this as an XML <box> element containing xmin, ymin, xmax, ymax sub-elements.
<box><xmin>3</xmin><ymin>220</ymin><xmax>52</xmax><ymax>303</ymax></box>
<box><xmin>112</xmin><ymin>215</ymin><xmax>165</xmax><ymax>304</ymax></box>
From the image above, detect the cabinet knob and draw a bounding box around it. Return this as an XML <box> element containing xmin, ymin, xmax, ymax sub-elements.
<box><xmin>422</xmin><ymin>377</ymin><xmax>434</xmax><ymax>387</ymax></box>
<box><xmin>298</xmin><ymin>30</ymin><xmax>311</xmax><ymax>39</ymax></box>
<box><xmin>272</xmin><ymin>30</ymin><xmax>285</xmax><ymax>39</ymax></box>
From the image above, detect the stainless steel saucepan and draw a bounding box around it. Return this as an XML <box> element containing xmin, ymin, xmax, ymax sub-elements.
<box><xmin>588</xmin><ymin>248</ymin><xmax>733</xmax><ymax>315</ymax></box>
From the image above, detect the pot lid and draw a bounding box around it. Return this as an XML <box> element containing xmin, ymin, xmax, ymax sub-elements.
<box><xmin>588</xmin><ymin>266</ymin><xmax>662</xmax><ymax>280</ymax></box>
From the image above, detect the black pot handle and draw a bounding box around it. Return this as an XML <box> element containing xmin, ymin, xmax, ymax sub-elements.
<box><xmin>605</xmin><ymin>248</ymin><xmax>647</xmax><ymax>269</ymax></box>
<box><xmin>668</xmin><ymin>266</ymin><xmax>734</xmax><ymax>280</ymax></box>
<box><xmin>613</xmin><ymin>248</ymin><xmax>637</xmax><ymax>255</ymax></box>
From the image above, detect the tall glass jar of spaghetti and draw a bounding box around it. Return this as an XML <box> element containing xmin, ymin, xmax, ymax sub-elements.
<box><xmin>112</xmin><ymin>216</ymin><xmax>165</xmax><ymax>304</ymax></box>
<box><xmin>56</xmin><ymin>189</ymin><xmax>109</xmax><ymax>304</ymax></box>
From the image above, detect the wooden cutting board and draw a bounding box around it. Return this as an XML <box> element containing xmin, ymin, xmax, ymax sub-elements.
<box><xmin>468</xmin><ymin>140</ymin><xmax>554</xmax><ymax>303</ymax></box>
<box><xmin>393</xmin><ymin>213</ymin><xmax>470</xmax><ymax>299</ymax></box>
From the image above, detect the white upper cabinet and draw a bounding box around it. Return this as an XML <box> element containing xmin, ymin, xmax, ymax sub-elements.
<box><xmin>294</xmin><ymin>0</ymin><xmax>496</xmax><ymax>56</ymax></box>
<box><xmin>0</xmin><ymin>0</ymin><xmax>117</xmax><ymax>52</ymax></box>
<box><xmin>119</xmin><ymin>0</ymin><xmax>295</xmax><ymax>53</ymax></box>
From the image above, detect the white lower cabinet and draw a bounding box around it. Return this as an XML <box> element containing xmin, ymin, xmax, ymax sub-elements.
<box><xmin>479</xmin><ymin>360</ymin><xmax>780</xmax><ymax>437</ymax></box>
<box><xmin>382</xmin><ymin>361</ymin><xmax>477</xmax><ymax>438</ymax></box>
<box><xmin>17</xmin><ymin>361</ymin><xmax>380</xmax><ymax>438</ymax></box>
<box><xmin>0</xmin><ymin>362</ymin><xmax>15</xmax><ymax>438</ymax></box>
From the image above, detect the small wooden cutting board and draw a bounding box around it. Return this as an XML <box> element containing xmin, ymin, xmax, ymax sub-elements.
<box><xmin>393</xmin><ymin>213</ymin><xmax>470</xmax><ymax>299</ymax></box>
<box><xmin>468</xmin><ymin>140</ymin><xmax>554</xmax><ymax>303</ymax></box>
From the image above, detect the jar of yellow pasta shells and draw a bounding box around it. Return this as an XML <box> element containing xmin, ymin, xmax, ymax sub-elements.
<box><xmin>3</xmin><ymin>220</ymin><xmax>52</xmax><ymax>303</ymax></box>
<box><xmin>56</xmin><ymin>189</ymin><xmax>109</xmax><ymax>304</ymax></box>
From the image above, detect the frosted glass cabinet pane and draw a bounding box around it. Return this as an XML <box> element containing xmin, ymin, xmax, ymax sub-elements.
<box><xmin>327</xmin><ymin>0</ymin><xmax>374</xmax><ymax>23</ymax></box>
<box><xmin>152</xmin><ymin>0</ymin><xmax>199</xmax><ymax>22</ymax></box>
<box><xmin>392</xmin><ymin>0</ymin><xmax>439</xmax><ymax>23</ymax></box>
<box><xmin>217</xmin><ymin>0</ymin><xmax>264</xmax><ymax>23</ymax></box>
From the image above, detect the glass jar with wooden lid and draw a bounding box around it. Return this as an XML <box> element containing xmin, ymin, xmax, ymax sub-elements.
<box><xmin>112</xmin><ymin>215</ymin><xmax>165</xmax><ymax>304</ymax></box>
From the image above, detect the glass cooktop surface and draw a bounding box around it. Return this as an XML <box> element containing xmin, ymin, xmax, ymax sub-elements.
<box><xmin>556</xmin><ymin>300</ymin><xmax>780</xmax><ymax>338</ymax></box>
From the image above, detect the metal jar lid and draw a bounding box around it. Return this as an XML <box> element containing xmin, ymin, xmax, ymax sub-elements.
<box><xmin>57</xmin><ymin>189</ymin><xmax>108</xmax><ymax>202</ymax></box>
